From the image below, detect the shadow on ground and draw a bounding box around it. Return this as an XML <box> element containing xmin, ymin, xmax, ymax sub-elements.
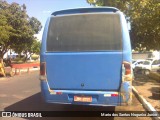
<box><xmin>4</xmin><ymin>92</ymin><xmax>115</xmax><ymax>120</ymax></box>
<box><xmin>148</xmin><ymin>87</ymin><xmax>160</xmax><ymax>100</ymax></box>
<box><xmin>149</xmin><ymin>87</ymin><xmax>160</xmax><ymax>93</ymax></box>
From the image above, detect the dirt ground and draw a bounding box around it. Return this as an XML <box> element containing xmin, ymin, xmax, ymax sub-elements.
<box><xmin>133</xmin><ymin>74</ymin><xmax>160</xmax><ymax>111</ymax></box>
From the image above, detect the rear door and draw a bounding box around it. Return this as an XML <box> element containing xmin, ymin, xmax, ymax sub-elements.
<box><xmin>46</xmin><ymin>13</ymin><xmax>123</xmax><ymax>91</ymax></box>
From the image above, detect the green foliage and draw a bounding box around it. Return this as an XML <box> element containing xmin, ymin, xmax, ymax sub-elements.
<box><xmin>86</xmin><ymin>0</ymin><xmax>160</xmax><ymax>51</ymax></box>
<box><xmin>31</xmin><ymin>54</ymin><xmax>39</xmax><ymax>61</ymax></box>
<box><xmin>0</xmin><ymin>1</ymin><xmax>42</xmax><ymax>60</ymax></box>
<box><xmin>14</xmin><ymin>57</ymin><xmax>25</xmax><ymax>63</ymax></box>
<box><xmin>18</xmin><ymin>38</ymin><xmax>41</xmax><ymax>62</ymax></box>
<box><xmin>30</xmin><ymin>39</ymin><xmax>41</xmax><ymax>55</ymax></box>
<box><xmin>29</xmin><ymin>17</ymin><xmax>42</xmax><ymax>34</ymax></box>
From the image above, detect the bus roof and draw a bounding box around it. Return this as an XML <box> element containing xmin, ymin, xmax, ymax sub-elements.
<box><xmin>51</xmin><ymin>7</ymin><xmax>119</xmax><ymax>16</ymax></box>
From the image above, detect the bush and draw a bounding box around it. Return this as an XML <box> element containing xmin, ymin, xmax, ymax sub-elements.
<box><xmin>13</xmin><ymin>57</ymin><xmax>25</xmax><ymax>63</ymax></box>
<box><xmin>31</xmin><ymin>55</ymin><xmax>39</xmax><ymax>61</ymax></box>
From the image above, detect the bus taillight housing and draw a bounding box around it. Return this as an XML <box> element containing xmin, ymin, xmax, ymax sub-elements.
<box><xmin>123</xmin><ymin>61</ymin><xmax>131</xmax><ymax>75</ymax></box>
<box><xmin>40</xmin><ymin>62</ymin><xmax>46</xmax><ymax>80</ymax></box>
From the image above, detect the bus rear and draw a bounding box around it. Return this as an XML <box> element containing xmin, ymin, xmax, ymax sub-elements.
<box><xmin>40</xmin><ymin>7</ymin><xmax>133</xmax><ymax>106</ymax></box>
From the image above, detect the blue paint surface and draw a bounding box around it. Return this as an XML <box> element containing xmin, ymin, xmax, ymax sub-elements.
<box><xmin>41</xmin><ymin>81</ymin><xmax>120</xmax><ymax>106</ymax></box>
<box><xmin>45</xmin><ymin>52</ymin><xmax>122</xmax><ymax>90</ymax></box>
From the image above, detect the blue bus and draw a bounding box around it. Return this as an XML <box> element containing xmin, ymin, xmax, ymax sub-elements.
<box><xmin>40</xmin><ymin>7</ymin><xmax>133</xmax><ymax>106</ymax></box>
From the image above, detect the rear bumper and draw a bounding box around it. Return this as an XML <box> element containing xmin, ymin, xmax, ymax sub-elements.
<box><xmin>40</xmin><ymin>81</ymin><xmax>132</xmax><ymax>106</ymax></box>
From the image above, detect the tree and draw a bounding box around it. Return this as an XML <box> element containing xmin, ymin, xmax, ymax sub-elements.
<box><xmin>86</xmin><ymin>0</ymin><xmax>160</xmax><ymax>51</ymax></box>
<box><xmin>0</xmin><ymin>1</ymin><xmax>42</xmax><ymax>61</ymax></box>
<box><xmin>0</xmin><ymin>1</ymin><xmax>14</xmax><ymax>59</ymax></box>
<box><xmin>29</xmin><ymin>17</ymin><xmax>42</xmax><ymax>34</ymax></box>
<box><xmin>22</xmin><ymin>39</ymin><xmax>41</xmax><ymax>62</ymax></box>
<box><xmin>31</xmin><ymin>39</ymin><xmax>41</xmax><ymax>55</ymax></box>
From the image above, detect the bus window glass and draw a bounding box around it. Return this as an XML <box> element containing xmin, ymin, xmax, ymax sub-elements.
<box><xmin>47</xmin><ymin>14</ymin><xmax>122</xmax><ymax>52</ymax></box>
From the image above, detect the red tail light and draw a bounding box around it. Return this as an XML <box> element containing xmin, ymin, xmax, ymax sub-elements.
<box><xmin>123</xmin><ymin>61</ymin><xmax>131</xmax><ymax>75</ymax></box>
<box><xmin>40</xmin><ymin>62</ymin><xmax>46</xmax><ymax>80</ymax></box>
<box><xmin>111</xmin><ymin>94</ymin><xmax>118</xmax><ymax>97</ymax></box>
<box><xmin>56</xmin><ymin>92</ymin><xmax>63</xmax><ymax>95</ymax></box>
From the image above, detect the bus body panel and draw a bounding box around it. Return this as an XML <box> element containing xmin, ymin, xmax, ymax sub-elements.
<box><xmin>41</xmin><ymin>81</ymin><xmax>121</xmax><ymax>106</ymax></box>
<box><xmin>45</xmin><ymin>52</ymin><xmax>122</xmax><ymax>91</ymax></box>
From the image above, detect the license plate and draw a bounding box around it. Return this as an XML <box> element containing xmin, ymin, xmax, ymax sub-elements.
<box><xmin>74</xmin><ymin>96</ymin><xmax>92</xmax><ymax>102</ymax></box>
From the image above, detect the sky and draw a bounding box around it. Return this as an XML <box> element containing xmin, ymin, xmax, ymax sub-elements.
<box><xmin>6</xmin><ymin>0</ymin><xmax>91</xmax><ymax>40</ymax></box>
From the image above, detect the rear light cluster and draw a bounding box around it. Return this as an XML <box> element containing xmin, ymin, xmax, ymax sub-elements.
<box><xmin>56</xmin><ymin>92</ymin><xmax>63</xmax><ymax>95</ymax></box>
<box><xmin>39</xmin><ymin>62</ymin><xmax>63</xmax><ymax>95</ymax></box>
<box><xmin>104</xmin><ymin>93</ymin><xmax>119</xmax><ymax>97</ymax></box>
<box><xmin>123</xmin><ymin>61</ymin><xmax>131</xmax><ymax>75</ymax></box>
<box><xmin>40</xmin><ymin>62</ymin><xmax>46</xmax><ymax>80</ymax></box>
<box><xmin>49</xmin><ymin>90</ymin><xmax>63</xmax><ymax>95</ymax></box>
<box><xmin>111</xmin><ymin>94</ymin><xmax>118</xmax><ymax>97</ymax></box>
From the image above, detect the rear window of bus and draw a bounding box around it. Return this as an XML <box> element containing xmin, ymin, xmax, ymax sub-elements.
<box><xmin>47</xmin><ymin>13</ymin><xmax>122</xmax><ymax>52</ymax></box>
